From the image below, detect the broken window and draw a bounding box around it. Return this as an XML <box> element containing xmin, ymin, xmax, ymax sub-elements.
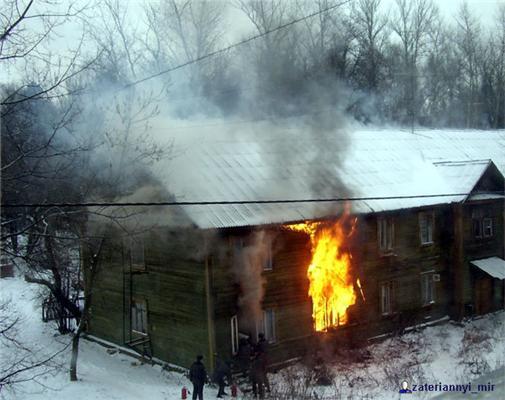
<box><xmin>131</xmin><ymin>298</ymin><xmax>148</xmax><ymax>335</ymax></box>
<box><xmin>421</xmin><ymin>273</ymin><xmax>435</xmax><ymax>305</ymax></box>
<box><xmin>378</xmin><ymin>217</ymin><xmax>394</xmax><ymax>252</ymax></box>
<box><xmin>419</xmin><ymin>212</ymin><xmax>434</xmax><ymax>244</ymax></box>
<box><xmin>130</xmin><ymin>237</ymin><xmax>145</xmax><ymax>271</ymax></box>
<box><xmin>380</xmin><ymin>281</ymin><xmax>394</xmax><ymax>315</ymax></box>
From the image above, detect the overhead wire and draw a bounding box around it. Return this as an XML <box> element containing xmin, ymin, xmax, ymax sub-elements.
<box><xmin>3</xmin><ymin>192</ymin><xmax>502</xmax><ymax>208</ymax></box>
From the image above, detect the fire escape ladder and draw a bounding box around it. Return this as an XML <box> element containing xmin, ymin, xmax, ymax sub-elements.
<box><xmin>122</xmin><ymin>247</ymin><xmax>152</xmax><ymax>361</ymax></box>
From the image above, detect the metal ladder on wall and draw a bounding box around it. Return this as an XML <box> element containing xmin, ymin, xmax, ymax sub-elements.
<box><xmin>122</xmin><ymin>248</ymin><xmax>153</xmax><ymax>361</ymax></box>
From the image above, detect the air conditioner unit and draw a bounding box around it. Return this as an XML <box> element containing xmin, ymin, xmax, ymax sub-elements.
<box><xmin>433</xmin><ymin>274</ymin><xmax>441</xmax><ymax>282</ymax></box>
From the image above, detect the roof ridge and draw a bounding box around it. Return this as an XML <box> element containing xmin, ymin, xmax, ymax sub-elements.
<box><xmin>433</xmin><ymin>159</ymin><xmax>491</xmax><ymax>166</ymax></box>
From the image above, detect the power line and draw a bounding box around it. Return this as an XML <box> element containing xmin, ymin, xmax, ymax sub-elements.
<box><xmin>1</xmin><ymin>192</ymin><xmax>494</xmax><ymax>208</ymax></box>
<box><xmin>122</xmin><ymin>0</ymin><xmax>349</xmax><ymax>90</ymax></box>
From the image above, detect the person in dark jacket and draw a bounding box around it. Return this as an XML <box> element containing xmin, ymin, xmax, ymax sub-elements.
<box><xmin>250</xmin><ymin>354</ymin><xmax>265</xmax><ymax>399</ymax></box>
<box><xmin>212</xmin><ymin>353</ymin><xmax>231</xmax><ymax>398</ymax></box>
<box><xmin>255</xmin><ymin>333</ymin><xmax>268</xmax><ymax>355</ymax></box>
<box><xmin>237</xmin><ymin>338</ymin><xmax>252</xmax><ymax>378</ymax></box>
<box><xmin>255</xmin><ymin>333</ymin><xmax>270</xmax><ymax>393</ymax></box>
<box><xmin>189</xmin><ymin>355</ymin><xmax>207</xmax><ymax>400</ymax></box>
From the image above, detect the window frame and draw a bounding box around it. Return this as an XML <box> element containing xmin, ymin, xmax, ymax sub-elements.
<box><xmin>482</xmin><ymin>218</ymin><xmax>493</xmax><ymax>238</ymax></box>
<box><xmin>378</xmin><ymin>217</ymin><xmax>394</xmax><ymax>253</ymax></box>
<box><xmin>263</xmin><ymin>241</ymin><xmax>273</xmax><ymax>271</ymax></box>
<box><xmin>131</xmin><ymin>297</ymin><xmax>148</xmax><ymax>336</ymax></box>
<box><xmin>380</xmin><ymin>281</ymin><xmax>395</xmax><ymax>316</ymax></box>
<box><xmin>421</xmin><ymin>272</ymin><xmax>435</xmax><ymax>306</ymax></box>
<box><xmin>419</xmin><ymin>212</ymin><xmax>434</xmax><ymax>245</ymax></box>
<box><xmin>260</xmin><ymin>309</ymin><xmax>276</xmax><ymax>343</ymax></box>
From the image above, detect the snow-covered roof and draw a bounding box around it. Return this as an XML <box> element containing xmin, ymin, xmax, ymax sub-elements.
<box><xmin>471</xmin><ymin>257</ymin><xmax>505</xmax><ymax>280</ymax></box>
<box><xmin>433</xmin><ymin>160</ymin><xmax>493</xmax><ymax>200</ymax></box>
<box><xmin>165</xmin><ymin>127</ymin><xmax>505</xmax><ymax>229</ymax></box>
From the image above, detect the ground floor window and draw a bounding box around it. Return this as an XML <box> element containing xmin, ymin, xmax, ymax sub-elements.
<box><xmin>380</xmin><ymin>281</ymin><xmax>395</xmax><ymax>315</ymax></box>
<box><xmin>131</xmin><ymin>298</ymin><xmax>148</xmax><ymax>335</ymax></box>
<box><xmin>258</xmin><ymin>309</ymin><xmax>276</xmax><ymax>343</ymax></box>
<box><xmin>421</xmin><ymin>273</ymin><xmax>435</xmax><ymax>306</ymax></box>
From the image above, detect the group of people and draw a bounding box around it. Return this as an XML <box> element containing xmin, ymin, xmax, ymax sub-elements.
<box><xmin>237</xmin><ymin>333</ymin><xmax>270</xmax><ymax>399</ymax></box>
<box><xmin>188</xmin><ymin>354</ymin><xmax>231</xmax><ymax>400</ymax></box>
<box><xmin>188</xmin><ymin>333</ymin><xmax>271</xmax><ymax>400</ymax></box>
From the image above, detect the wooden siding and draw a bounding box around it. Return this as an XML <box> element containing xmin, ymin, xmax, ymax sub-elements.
<box><xmin>87</xmin><ymin>227</ymin><xmax>210</xmax><ymax>368</ymax></box>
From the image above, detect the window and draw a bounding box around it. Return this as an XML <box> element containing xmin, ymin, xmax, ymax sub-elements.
<box><xmin>131</xmin><ymin>298</ymin><xmax>148</xmax><ymax>335</ymax></box>
<box><xmin>483</xmin><ymin>218</ymin><xmax>493</xmax><ymax>237</ymax></box>
<box><xmin>130</xmin><ymin>237</ymin><xmax>145</xmax><ymax>271</ymax></box>
<box><xmin>472</xmin><ymin>218</ymin><xmax>483</xmax><ymax>238</ymax></box>
<box><xmin>380</xmin><ymin>281</ymin><xmax>395</xmax><ymax>315</ymax></box>
<box><xmin>421</xmin><ymin>273</ymin><xmax>435</xmax><ymax>305</ymax></box>
<box><xmin>378</xmin><ymin>217</ymin><xmax>394</xmax><ymax>252</ymax></box>
<box><xmin>231</xmin><ymin>315</ymin><xmax>239</xmax><ymax>355</ymax></box>
<box><xmin>259</xmin><ymin>309</ymin><xmax>276</xmax><ymax>343</ymax></box>
<box><xmin>263</xmin><ymin>242</ymin><xmax>273</xmax><ymax>271</ymax></box>
<box><xmin>472</xmin><ymin>209</ymin><xmax>493</xmax><ymax>239</ymax></box>
<box><xmin>419</xmin><ymin>212</ymin><xmax>434</xmax><ymax>245</ymax></box>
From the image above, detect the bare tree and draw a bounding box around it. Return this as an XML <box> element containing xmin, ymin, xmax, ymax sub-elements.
<box><xmin>144</xmin><ymin>0</ymin><xmax>227</xmax><ymax>108</ymax></box>
<box><xmin>453</xmin><ymin>1</ymin><xmax>484</xmax><ymax>128</ymax></box>
<box><xmin>351</xmin><ymin>0</ymin><xmax>390</xmax><ymax>91</ymax></box>
<box><xmin>391</xmin><ymin>0</ymin><xmax>438</xmax><ymax>124</ymax></box>
<box><xmin>0</xmin><ymin>0</ymin><xmax>96</xmax><ymax>107</ymax></box>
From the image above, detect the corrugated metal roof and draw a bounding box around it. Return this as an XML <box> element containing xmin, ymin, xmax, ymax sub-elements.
<box><xmin>165</xmin><ymin>128</ymin><xmax>505</xmax><ymax>229</ymax></box>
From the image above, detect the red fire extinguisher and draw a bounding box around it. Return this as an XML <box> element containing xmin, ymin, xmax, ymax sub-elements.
<box><xmin>181</xmin><ymin>386</ymin><xmax>188</xmax><ymax>399</ymax></box>
<box><xmin>231</xmin><ymin>383</ymin><xmax>238</xmax><ymax>398</ymax></box>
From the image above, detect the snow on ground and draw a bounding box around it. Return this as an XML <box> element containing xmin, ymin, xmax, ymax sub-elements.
<box><xmin>1</xmin><ymin>276</ymin><xmax>504</xmax><ymax>400</ymax></box>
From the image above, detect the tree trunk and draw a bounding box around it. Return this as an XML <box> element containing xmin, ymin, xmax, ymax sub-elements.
<box><xmin>70</xmin><ymin>326</ymin><xmax>82</xmax><ymax>381</ymax></box>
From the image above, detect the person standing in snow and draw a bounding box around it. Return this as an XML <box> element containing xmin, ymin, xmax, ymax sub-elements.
<box><xmin>250</xmin><ymin>354</ymin><xmax>265</xmax><ymax>399</ymax></box>
<box><xmin>237</xmin><ymin>337</ymin><xmax>252</xmax><ymax>378</ymax></box>
<box><xmin>212</xmin><ymin>353</ymin><xmax>231</xmax><ymax>398</ymax></box>
<box><xmin>255</xmin><ymin>333</ymin><xmax>270</xmax><ymax>393</ymax></box>
<box><xmin>189</xmin><ymin>354</ymin><xmax>207</xmax><ymax>400</ymax></box>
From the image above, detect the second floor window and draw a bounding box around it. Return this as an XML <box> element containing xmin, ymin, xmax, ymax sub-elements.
<box><xmin>263</xmin><ymin>241</ymin><xmax>273</xmax><ymax>271</ymax></box>
<box><xmin>483</xmin><ymin>218</ymin><xmax>493</xmax><ymax>237</ymax></box>
<box><xmin>130</xmin><ymin>237</ymin><xmax>145</xmax><ymax>271</ymax></box>
<box><xmin>472</xmin><ymin>209</ymin><xmax>493</xmax><ymax>239</ymax></box>
<box><xmin>419</xmin><ymin>212</ymin><xmax>434</xmax><ymax>245</ymax></box>
<box><xmin>378</xmin><ymin>217</ymin><xmax>394</xmax><ymax>252</ymax></box>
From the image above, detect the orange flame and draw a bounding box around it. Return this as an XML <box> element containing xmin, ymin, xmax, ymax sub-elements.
<box><xmin>288</xmin><ymin>213</ymin><xmax>357</xmax><ymax>332</ymax></box>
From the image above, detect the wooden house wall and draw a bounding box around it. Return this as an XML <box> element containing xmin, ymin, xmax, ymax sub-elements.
<box><xmin>88</xmin><ymin>227</ymin><xmax>210</xmax><ymax>369</ymax></box>
<box><xmin>210</xmin><ymin>230</ymin><xmax>314</xmax><ymax>365</ymax></box>
<box><xmin>351</xmin><ymin>205</ymin><xmax>451</xmax><ymax>337</ymax></box>
<box><xmin>462</xmin><ymin>200</ymin><xmax>505</xmax><ymax>310</ymax></box>
<box><xmin>211</xmin><ymin>205</ymin><xmax>454</xmax><ymax>364</ymax></box>
<box><xmin>86</xmin><ymin>199</ymin><xmax>502</xmax><ymax>369</ymax></box>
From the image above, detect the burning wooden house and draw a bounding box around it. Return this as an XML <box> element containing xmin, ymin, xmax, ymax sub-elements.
<box><xmin>84</xmin><ymin>128</ymin><xmax>505</xmax><ymax>371</ymax></box>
